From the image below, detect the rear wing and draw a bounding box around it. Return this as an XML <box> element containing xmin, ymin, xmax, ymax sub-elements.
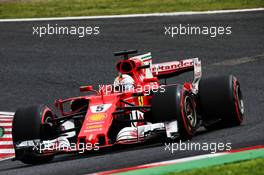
<box><xmin>129</xmin><ymin>53</ymin><xmax>198</xmax><ymax>79</ymax></box>
<box><xmin>152</xmin><ymin>58</ymin><xmax>198</xmax><ymax>79</ymax></box>
<box><xmin>130</xmin><ymin>53</ymin><xmax>202</xmax><ymax>93</ymax></box>
<box><xmin>152</xmin><ymin>58</ymin><xmax>202</xmax><ymax>93</ymax></box>
<box><xmin>131</xmin><ymin>53</ymin><xmax>201</xmax><ymax>79</ymax></box>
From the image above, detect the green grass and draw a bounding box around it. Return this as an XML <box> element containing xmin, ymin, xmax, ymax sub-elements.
<box><xmin>0</xmin><ymin>0</ymin><xmax>263</xmax><ymax>19</ymax></box>
<box><xmin>165</xmin><ymin>158</ymin><xmax>264</xmax><ymax>175</ymax></box>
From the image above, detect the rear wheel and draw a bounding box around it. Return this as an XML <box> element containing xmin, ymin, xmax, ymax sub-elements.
<box><xmin>12</xmin><ymin>105</ymin><xmax>55</xmax><ymax>164</ymax></box>
<box><xmin>199</xmin><ymin>75</ymin><xmax>244</xmax><ymax>130</ymax></box>
<box><xmin>151</xmin><ymin>85</ymin><xmax>198</xmax><ymax>140</ymax></box>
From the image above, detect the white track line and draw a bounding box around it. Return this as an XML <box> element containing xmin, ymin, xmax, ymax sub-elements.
<box><xmin>0</xmin><ymin>117</ymin><xmax>13</xmax><ymax>119</ymax></box>
<box><xmin>0</xmin><ymin>149</ymin><xmax>14</xmax><ymax>154</ymax></box>
<box><xmin>144</xmin><ymin>152</ymin><xmax>226</xmax><ymax>166</ymax></box>
<box><xmin>0</xmin><ymin>8</ymin><xmax>263</xmax><ymax>22</ymax></box>
<box><xmin>0</xmin><ymin>149</ymin><xmax>15</xmax><ymax>154</ymax></box>
<box><xmin>0</xmin><ymin>119</ymin><xmax>13</xmax><ymax>122</ymax></box>
<box><xmin>123</xmin><ymin>152</ymin><xmax>226</xmax><ymax>170</ymax></box>
<box><xmin>0</xmin><ymin>123</ymin><xmax>12</xmax><ymax>127</ymax></box>
<box><xmin>0</xmin><ymin>112</ymin><xmax>16</xmax><ymax>160</ymax></box>
<box><xmin>0</xmin><ymin>112</ymin><xmax>14</xmax><ymax>116</ymax></box>
<box><xmin>1</xmin><ymin>135</ymin><xmax>12</xmax><ymax>138</ymax></box>
<box><xmin>0</xmin><ymin>156</ymin><xmax>15</xmax><ymax>161</ymax></box>
<box><xmin>91</xmin><ymin>152</ymin><xmax>227</xmax><ymax>175</ymax></box>
<box><xmin>2</xmin><ymin>128</ymin><xmax>12</xmax><ymax>132</ymax></box>
<box><xmin>0</xmin><ymin>141</ymin><xmax>13</xmax><ymax>145</ymax></box>
<box><xmin>212</xmin><ymin>53</ymin><xmax>264</xmax><ymax>66</ymax></box>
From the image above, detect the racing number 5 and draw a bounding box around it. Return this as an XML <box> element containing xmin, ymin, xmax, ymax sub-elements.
<box><xmin>95</xmin><ymin>105</ymin><xmax>104</xmax><ymax>112</ymax></box>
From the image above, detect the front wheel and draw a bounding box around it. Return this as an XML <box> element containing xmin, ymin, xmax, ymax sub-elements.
<box><xmin>12</xmin><ymin>105</ymin><xmax>55</xmax><ymax>164</ymax></box>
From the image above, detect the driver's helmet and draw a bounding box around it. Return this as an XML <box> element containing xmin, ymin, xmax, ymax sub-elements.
<box><xmin>114</xmin><ymin>74</ymin><xmax>135</xmax><ymax>92</ymax></box>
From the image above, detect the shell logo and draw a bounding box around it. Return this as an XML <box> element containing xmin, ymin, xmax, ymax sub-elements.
<box><xmin>89</xmin><ymin>114</ymin><xmax>106</xmax><ymax>121</ymax></box>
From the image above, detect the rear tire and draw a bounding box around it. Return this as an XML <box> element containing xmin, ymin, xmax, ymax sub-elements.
<box><xmin>12</xmin><ymin>105</ymin><xmax>55</xmax><ymax>164</ymax></box>
<box><xmin>199</xmin><ymin>75</ymin><xmax>244</xmax><ymax>129</ymax></box>
<box><xmin>151</xmin><ymin>85</ymin><xmax>197</xmax><ymax>140</ymax></box>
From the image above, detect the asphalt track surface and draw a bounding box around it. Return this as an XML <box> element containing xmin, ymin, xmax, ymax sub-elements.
<box><xmin>0</xmin><ymin>10</ymin><xmax>263</xmax><ymax>175</ymax></box>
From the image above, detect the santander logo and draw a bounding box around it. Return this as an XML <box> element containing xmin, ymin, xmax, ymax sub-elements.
<box><xmin>152</xmin><ymin>59</ymin><xmax>193</xmax><ymax>73</ymax></box>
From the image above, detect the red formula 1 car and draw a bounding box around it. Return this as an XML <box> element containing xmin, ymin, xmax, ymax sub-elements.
<box><xmin>12</xmin><ymin>50</ymin><xmax>244</xmax><ymax>164</ymax></box>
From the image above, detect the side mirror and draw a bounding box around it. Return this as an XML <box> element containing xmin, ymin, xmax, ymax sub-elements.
<box><xmin>54</xmin><ymin>99</ymin><xmax>62</xmax><ymax>109</ymax></box>
<box><xmin>80</xmin><ymin>85</ymin><xmax>94</xmax><ymax>92</ymax></box>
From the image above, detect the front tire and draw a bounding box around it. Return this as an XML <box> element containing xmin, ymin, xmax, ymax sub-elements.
<box><xmin>12</xmin><ymin>105</ymin><xmax>55</xmax><ymax>164</ymax></box>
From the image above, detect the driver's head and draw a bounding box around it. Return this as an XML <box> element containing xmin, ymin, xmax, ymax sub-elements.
<box><xmin>114</xmin><ymin>74</ymin><xmax>135</xmax><ymax>92</ymax></box>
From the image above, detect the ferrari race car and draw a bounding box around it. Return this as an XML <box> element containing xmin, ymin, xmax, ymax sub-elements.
<box><xmin>12</xmin><ymin>50</ymin><xmax>244</xmax><ymax>164</ymax></box>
